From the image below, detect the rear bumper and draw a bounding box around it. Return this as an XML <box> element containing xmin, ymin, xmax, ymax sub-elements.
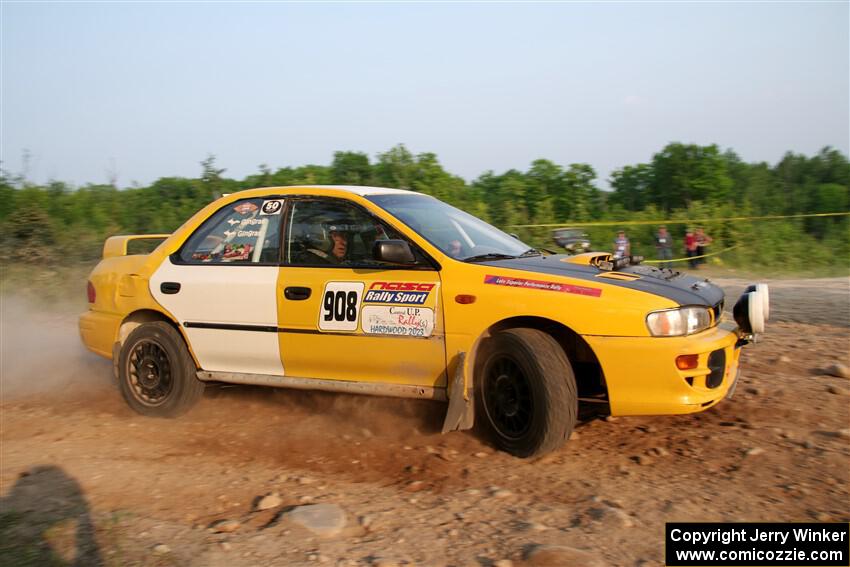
<box><xmin>584</xmin><ymin>322</ymin><xmax>742</xmax><ymax>416</ymax></box>
<box><xmin>78</xmin><ymin>310</ymin><xmax>122</xmax><ymax>359</ymax></box>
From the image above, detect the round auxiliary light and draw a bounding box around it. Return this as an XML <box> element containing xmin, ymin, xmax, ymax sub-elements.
<box><xmin>756</xmin><ymin>283</ymin><xmax>770</xmax><ymax>321</ymax></box>
<box><xmin>733</xmin><ymin>291</ymin><xmax>764</xmax><ymax>335</ymax></box>
<box><xmin>745</xmin><ymin>283</ymin><xmax>770</xmax><ymax>322</ymax></box>
<box><xmin>748</xmin><ymin>291</ymin><xmax>765</xmax><ymax>334</ymax></box>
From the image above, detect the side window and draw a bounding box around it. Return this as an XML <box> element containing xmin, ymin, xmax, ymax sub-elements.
<box><xmin>285</xmin><ymin>199</ymin><xmax>424</xmax><ymax>267</ymax></box>
<box><xmin>179</xmin><ymin>198</ymin><xmax>282</xmax><ymax>264</ymax></box>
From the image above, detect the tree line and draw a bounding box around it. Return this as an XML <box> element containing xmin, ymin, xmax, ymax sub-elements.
<box><xmin>1</xmin><ymin>143</ymin><xmax>847</xmax><ymax>271</ymax></box>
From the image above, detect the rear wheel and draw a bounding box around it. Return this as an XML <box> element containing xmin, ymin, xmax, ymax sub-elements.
<box><xmin>118</xmin><ymin>321</ymin><xmax>204</xmax><ymax>417</ymax></box>
<box><xmin>476</xmin><ymin>328</ymin><xmax>577</xmax><ymax>458</ymax></box>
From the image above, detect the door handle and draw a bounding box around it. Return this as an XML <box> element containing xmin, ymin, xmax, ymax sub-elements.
<box><xmin>284</xmin><ymin>286</ymin><xmax>311</xmax><ymax>301</ymax></box>
<box><xmin>160</xmin><ymin>282</ymin><xmax>181</xmax><ymax>294</ymax></box>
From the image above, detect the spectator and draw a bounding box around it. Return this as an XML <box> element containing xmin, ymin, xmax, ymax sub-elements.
<box><xmin>684</xmin><ymin>229</ymin><xmax>698</xmax><ymax>269</ymax></box>
<box><xmin>695</xmin><ymin>227</ymin><xmax>712</xmax><ymax>266</ymax></box>
<box><xmin>655</xmin><ymin>225</ymin><xmax>673</xmax><ymax>269</ymax></box>
<box><xmin>613</xmin><ymin>230</ymin><xmax>630</xmax><ymax>259</ymax></box>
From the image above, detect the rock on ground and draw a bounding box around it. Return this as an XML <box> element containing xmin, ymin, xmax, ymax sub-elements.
<box><xmin>255</xmin><ymin>492</ymin><xmax>283</xmax><ymax>511</ymax></box>
<box><xmin>824</xmin><ymin>363</ymin><xmax>849</xmax><ymax>379</ymax></box>
<box><xmin>209</xmin><ymin>519</ymin><xmax>241</xmax><ymax>533</ymax></box>
<box><xmin>282</xmin><ymin>503</ymin><xmax>347</xmax><ymax>537</ymax></box>
<box><xmin>523</xmin><ymin>544</ymin><xmax>609</xmax><ymax>567</ymax></box>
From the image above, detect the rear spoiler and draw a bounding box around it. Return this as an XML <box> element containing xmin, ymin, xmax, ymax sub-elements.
<box><xmin>103</xmin><ymin>234</ymin><xmax>171</xmax><ymax>259</ymax></box>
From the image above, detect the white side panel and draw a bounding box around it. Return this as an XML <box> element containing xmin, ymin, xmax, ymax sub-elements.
<box><xmin>151</xmin><ymin>261</ymin><xmax>279</xmax><ymax>325</ymax></box>
<box><xmin>150</xmin><ymin>260</ymin><xmax>284</xmax><ymax>375</ymax></box>
<box><xmin>184</xmin><ymin>329</ymin><xmax>282</xmax><ymax>376</ymax></box>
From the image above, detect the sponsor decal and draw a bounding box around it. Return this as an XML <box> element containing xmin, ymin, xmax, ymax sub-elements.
<box><xmin>234</xmin><ymin>202</ymin><xmax>259</xmax><ymax>215</ymax></box>
<box><xmin>484</xmin><ymin>274</ymin><xmax>602</xmax><ymax>297</ymax></box>
<box><xmin>371</xmin><ymin>282</ymin><xmax>436</xmax><ymax>291</ymax></box>
<box><xmin>363</xmin><ymin>281</ymin><xmax>436</xmax><ymax>305</ymax></box>
<box><xmin>318</xmin><ymin>282</ymin><xmax>365</xmax><ymax>332</ymax></box>
<box><xmin>221</xmin><ymin>243</ymin><xmax>253</xmax><ymax>261</ymax></box>
<box><xmin>362</xmin><ymin>306</ymin><xmax>434</xmax><ymax>337</ymax></box>
<box><xmin>227</xmin><ymin>218</ymin><xmax>263</xmax><ymax>227</ymax></box>
<box><xmin>261</xmin><ymin>200</ymin><xmax>283</xmax><ymax>215</ymax></box>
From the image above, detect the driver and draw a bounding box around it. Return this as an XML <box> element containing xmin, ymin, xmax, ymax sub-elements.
<box><xmin>305</xmin><ymin>223</ymin><xmax>350</xmax><ymax>264</ymax></box>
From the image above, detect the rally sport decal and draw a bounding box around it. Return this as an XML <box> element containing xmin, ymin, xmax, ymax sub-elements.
<box><xmin>363</xmin><ymin>281</ymin><xmax>436</xmax><ymax>305</ymax></box>
<box><xmin>484</xmin><ymin>274</ymin><xmax>602</xmax><ymax>297</ymax></box>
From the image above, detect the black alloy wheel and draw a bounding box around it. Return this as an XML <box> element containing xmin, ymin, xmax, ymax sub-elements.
<box><xmin>127</xmin><ymin>339</ymin><xmax>174</xmax><ymax>406</ymax></box>
<box><xmin>482</xmin><ymin>355</ymin><xmax>534</xmax><ymax>440</ymax></box>
<box><xmin>118</xmin><ymin>321</ymin><xmax>205</xmax><ymax>417</ymax></box>
<box><xmin>475</xmin><ymin>328</ymin><xmax>578</xmax><ymax>458</ymax></box>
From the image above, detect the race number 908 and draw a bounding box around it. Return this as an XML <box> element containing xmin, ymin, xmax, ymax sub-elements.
<box><xmin>317</xmin><ymin>282</ymin><xmax>364</xmax><ymax>332</ymax></box>
<box><xmin>323</xmin><ymin>291</ymin><xmax>358</xmax><ymax>322</ymax></box>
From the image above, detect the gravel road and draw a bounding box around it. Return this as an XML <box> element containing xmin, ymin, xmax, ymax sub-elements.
<box><xmin>1</xmin><ymin>277</ymin><xmax>848</xmax><ymax>566</ymax></box>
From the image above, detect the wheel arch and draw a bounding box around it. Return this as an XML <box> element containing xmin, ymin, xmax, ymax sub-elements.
<box><xmin>473</xmin><ymin>316</ymin><xmax>609</xmax><ymax>412</ymax></box>
<box><xmin>115</xmin><ymin>309</ymin><xmax>200</xmax><ymax>371</ymax></box>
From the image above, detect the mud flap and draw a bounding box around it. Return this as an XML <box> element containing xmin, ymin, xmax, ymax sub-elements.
<box><xmin>112</xmin><ymin>342</ymin><xmax>121</xmax><ymax>385</ymax></box>
<box><xmin>441</xmin><ymin>352</ymin><xmax>474</xmax><ymax>433</ymax></box>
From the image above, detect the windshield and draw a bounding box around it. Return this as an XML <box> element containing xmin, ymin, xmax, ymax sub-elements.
<box><xmin>367</xmin><ymin>193</ymin><xmax>535</xmax><ymax>261</ymax></box>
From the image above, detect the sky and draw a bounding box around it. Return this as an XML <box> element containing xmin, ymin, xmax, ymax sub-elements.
<box><xmin>2</xmin><ymin>1</ymin><xmax>848</xmax><ymax>189</ymax></box>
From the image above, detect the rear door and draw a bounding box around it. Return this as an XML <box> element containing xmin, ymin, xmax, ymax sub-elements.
<box><xmin>150</xmin><ymin>197</ymin><xmax>285</xmax><ymax>375</ymax></box>
<box><xmin>276</xmin><ymin>197</ymin><xmax>447</xmax><ymax>388</ymax></box>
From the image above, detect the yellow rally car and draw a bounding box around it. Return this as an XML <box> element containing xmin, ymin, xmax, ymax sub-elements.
<box><xmin>79</xmin><ymin>186</ymin><xmax>769</xmax><ymax>458</ymax></box>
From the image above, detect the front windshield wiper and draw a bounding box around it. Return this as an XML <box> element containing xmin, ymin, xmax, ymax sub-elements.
<box><xmin>519</xmin><ymin>248</ymin><xmax>542</xmax><ymax>257</ymax></box>
<box><xmin>463</xmin><ymin>252</ymin><xmax>518</xmax><ymax>262</ymax></box>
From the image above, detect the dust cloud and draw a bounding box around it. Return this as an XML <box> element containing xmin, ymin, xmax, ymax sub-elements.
<box><xmin>207</xmin><ymin>385</ymin><xmax>447</xmax><ymax>439</ymax></box>
<box><xmin>0</xmin><ymin>295</ymin><xmax>112</xmax><ymax>400</ymax></box>
<box><xmin>0</xmin><ymin>292</ymin><xmax>445</xmax><ymax>441</ymax></box>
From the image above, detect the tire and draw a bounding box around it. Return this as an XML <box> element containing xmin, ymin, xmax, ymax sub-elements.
<box><xmin>118</xmin><ymin>321</ymin><xmax>204</xmax><ymax>417</ymax></box>
<box><xmin>475</xmin><ymin>328</ymin><xmax>577</xmax><ymax>458</ymax></box>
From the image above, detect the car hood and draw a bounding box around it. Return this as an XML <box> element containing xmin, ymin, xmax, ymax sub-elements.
<box><xmin>478</xmin><ymin>255</ymin><xmax>725</xmax><ymax>307</ymax></box>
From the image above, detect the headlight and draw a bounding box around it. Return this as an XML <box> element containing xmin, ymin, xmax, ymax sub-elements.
<box><xmin>646</xmin><ymin>307</ymin><xmax>712</xmax><ymax>337</ymax></box>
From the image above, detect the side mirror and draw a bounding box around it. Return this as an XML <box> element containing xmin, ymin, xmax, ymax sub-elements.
<box><xmin>373</xmin><ymin>240</ymin><xmax>416</xmax><ymax>265</ymax></box>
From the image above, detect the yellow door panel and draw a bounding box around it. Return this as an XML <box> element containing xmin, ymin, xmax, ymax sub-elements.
<box><xmin>277</xmin><ymin>268</ymin><xmax>446</xmax><ymax>387</ymax></box>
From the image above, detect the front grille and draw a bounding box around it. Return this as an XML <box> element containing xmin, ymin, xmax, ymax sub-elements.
<box><xmin>706</xmin><ymin>349</ymin><xmax>726</xmax><ymax>389</ymax></box>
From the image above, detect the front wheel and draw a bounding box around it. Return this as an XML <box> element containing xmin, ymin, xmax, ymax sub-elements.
<box><xmin>118</xmin><ymin>321</ymin><xmax>204</xmax><ymax>417</ymax></box>
<box><xmin>476</xmin><ymin>328</ymin><xmax>577</xmax><ymax>458</ymax></box>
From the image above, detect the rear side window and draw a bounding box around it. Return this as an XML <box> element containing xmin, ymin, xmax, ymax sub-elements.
<box><xmin>178</xmin><ymin>198</ymin><xmax>283</xmax><ymax>264</ymax></box>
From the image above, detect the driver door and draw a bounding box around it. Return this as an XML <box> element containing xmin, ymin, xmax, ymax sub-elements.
<box><xmin>276</xmin><ymin>197</ymin><xmax>447</xmax><ymax>388</ymax></box>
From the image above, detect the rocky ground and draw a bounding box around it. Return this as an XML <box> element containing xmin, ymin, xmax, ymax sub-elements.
<box><xmin>1</xmin><ymin>276</ymin><xmax>848</xmax><ymax>567</ymax></box>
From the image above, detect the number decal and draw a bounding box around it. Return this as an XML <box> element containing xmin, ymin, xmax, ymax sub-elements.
<box><xmin>318</xmin><ymin>282</ymin><xmax>364</xmax><ymax>331</ymax></box>
<box><xmin>346</xmin><ymin>292</ymin><xmax>358</xmax><ymax>321</ymax></box>
<box><xmin>323</xmin><ymin>292</ymin><xmax>334</xmax><ymax>321</ymax></box>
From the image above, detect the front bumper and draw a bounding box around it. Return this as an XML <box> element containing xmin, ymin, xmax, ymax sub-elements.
<box><xmin>584</xmin><ymin>321</ymin><xmax>743</xmax><ymax>416</ymax></box>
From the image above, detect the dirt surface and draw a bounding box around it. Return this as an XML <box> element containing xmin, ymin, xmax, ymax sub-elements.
<box><xmin>1</xmin><ymin>277</ymin><xmax>848</xmax><ymax>566</ymax></box>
